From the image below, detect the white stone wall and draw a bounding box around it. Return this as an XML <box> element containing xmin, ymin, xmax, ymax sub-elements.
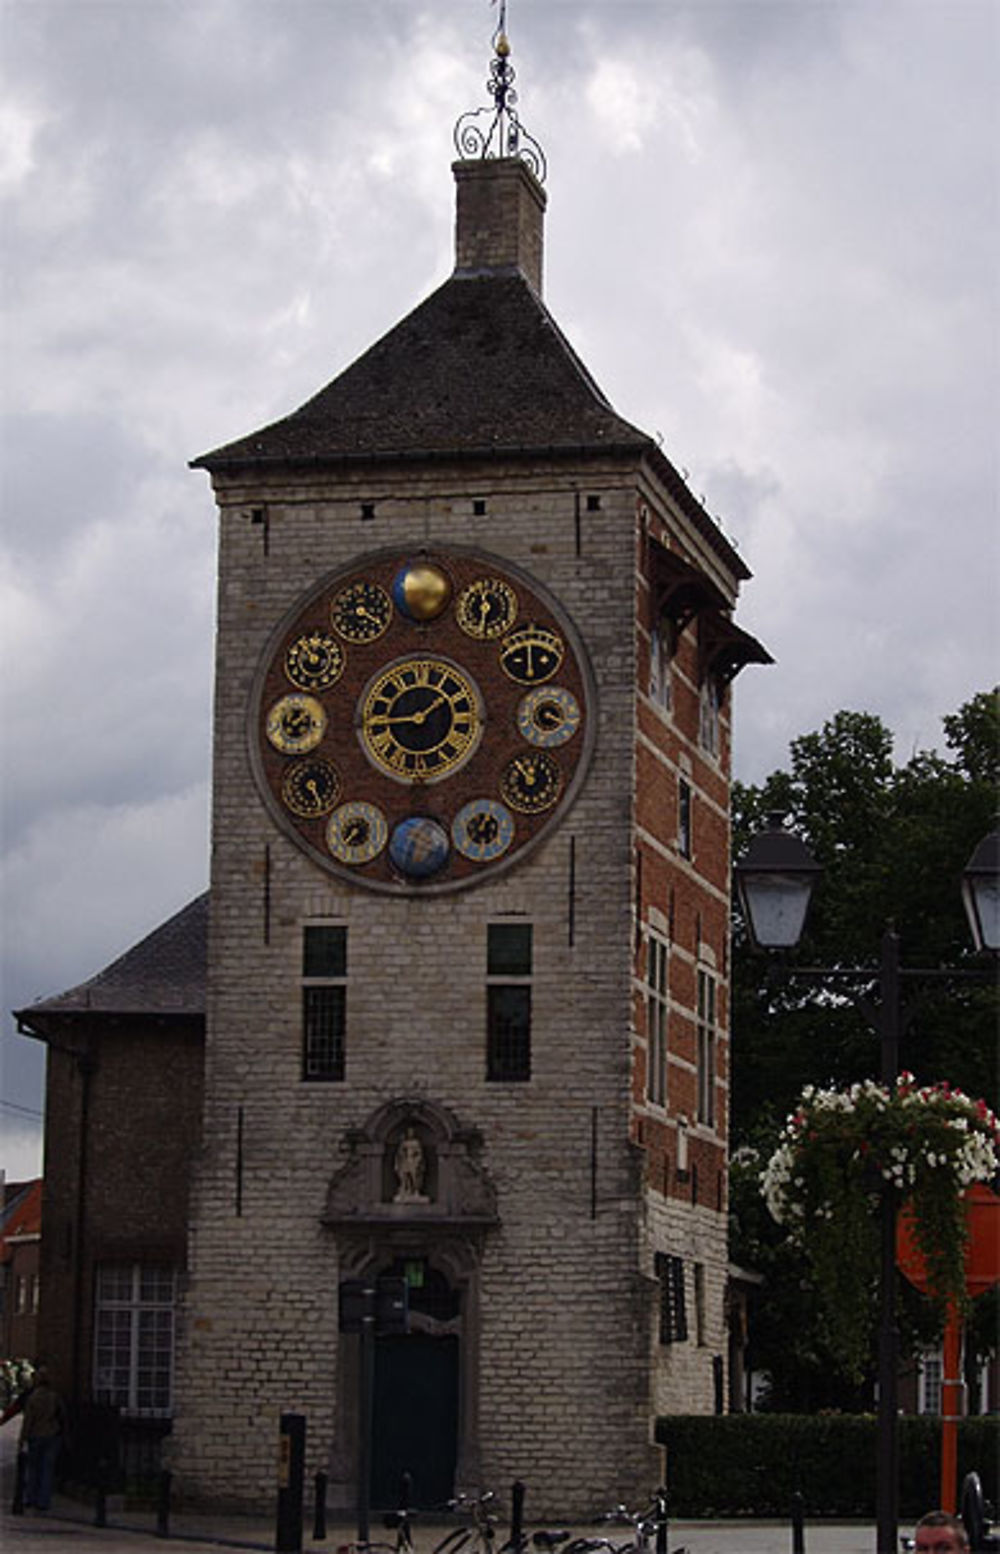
<box><xmin>172</xmin><ymin>460</ymin><xmax>669</xmax><ymax>1515</ymax></box>
<box><xmin>642</xmin><ymin>1193</ymin><xmax>729</xmax><ymax>1421</ymax></box>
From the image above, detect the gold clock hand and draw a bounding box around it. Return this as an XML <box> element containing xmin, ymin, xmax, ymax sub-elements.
<box><xmin>369</xmin><ymin>694</ymin><xmax>447</xmax><ymax>730</ymax></box>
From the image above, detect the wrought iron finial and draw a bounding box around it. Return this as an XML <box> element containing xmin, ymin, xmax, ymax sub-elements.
<box><xmin>453</xmin><ymin>0</ymin><xmax>547</xmax><ymax>183</ymax></box>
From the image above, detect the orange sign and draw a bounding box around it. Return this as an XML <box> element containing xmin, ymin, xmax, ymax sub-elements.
<box><xmin>897</xmin><ymin>1183</ymin><xmax>1000</xmax><ymax>1296</ymax></box>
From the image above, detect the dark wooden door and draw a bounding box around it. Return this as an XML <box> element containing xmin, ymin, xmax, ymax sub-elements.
<box><xmin>371</xmin><ymin>1331</ymin><xmax>459</xmax><ymax>1510</ymax></box>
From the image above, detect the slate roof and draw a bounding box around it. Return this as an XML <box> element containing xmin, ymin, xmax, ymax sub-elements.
<box><xmin>192</xmin><ymin>273</ymin><xmax>647</xmax><ymax>469</ymax></box>
<box><xmin>15</xmin><ymin>893</ymin><xmax>208</xmax><ymax>1030</ymax></box>
<box><xmin>191</xmin><ymin>270</ymin><xmax>749</xmax><ymax>579</ymax></box>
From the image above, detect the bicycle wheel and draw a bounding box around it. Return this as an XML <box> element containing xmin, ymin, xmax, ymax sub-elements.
<box><xmin>961</xmin><ymin>1471</ymin><xmax>986</xmax><ymax>1552</ymax></box>
<box><xmin>434</xmin><ymin>1529</ymin><xmax>474</xmax><ymax>1554</ymax></box>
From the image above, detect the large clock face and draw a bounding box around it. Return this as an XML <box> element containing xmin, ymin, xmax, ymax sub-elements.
<box><xmin>250</xmin><ymin>546</ymin><xmax>595</xmax><ymax>894</ymax></box>
<box><xmin>360</xmin><ymin>657</ymin><xmax>482</xmax><ymax>782</ymax></box>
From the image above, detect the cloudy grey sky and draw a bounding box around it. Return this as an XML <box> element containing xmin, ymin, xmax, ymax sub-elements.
<box><xmin>2</xmin><ymin>0</ymin><xmax>997</xmax><ymax>1177</ymax></box>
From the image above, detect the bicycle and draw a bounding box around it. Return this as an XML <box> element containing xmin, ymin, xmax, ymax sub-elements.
<box><xmin>431</xmin><ymin>1489</ymin><xmax>570</xmax><ymax>1554</ymax></box>
<box><xmin>565</xmin><ymin>1491</ymin><xmax>683</xmax><ymax>1554</ymax></box>
<box><xmin>337</xmin><ymin>1473</ymin><xmax>416</xmax><ymax>1554</ymax></box>
<box><xmin>430</xmin><ymin>1490</ymin><xmax>501</xmax><ymax>1554</ymax></box>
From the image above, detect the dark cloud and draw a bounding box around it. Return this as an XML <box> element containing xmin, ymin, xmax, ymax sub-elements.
<box><xmin>1</xmin><ymin>0</ymin><xmax>997</xmax><ymax>1164</ymax></box>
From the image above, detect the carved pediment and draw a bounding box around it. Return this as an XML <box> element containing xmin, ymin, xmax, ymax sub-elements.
<box><xmin>322</xmin><ymin>1097</ymin><xmax>499</xmax><ymax>1230</ymax></box>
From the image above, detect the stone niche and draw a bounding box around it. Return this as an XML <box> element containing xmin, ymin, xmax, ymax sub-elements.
<box><xmin>322</xmin><ymin>1097</ymin><xmax>498</xmax><ymax>1233</ymax></box>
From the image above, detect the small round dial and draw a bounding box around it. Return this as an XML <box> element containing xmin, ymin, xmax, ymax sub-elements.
<box><xmin>360</xmin><ymin>657</ymin><xmax>481</xmax><ymax>783</ymax></box>
<box><xmin>517</xmin><ymin>686</ymin><xmax>581</xmax><ymax>748</ymax></box>
<box><xmin>331</xmin><ymin>580</ymin><xmax>392</xmax><ymax>643</ymax></box>
<box><xmin>456</xmin><ymin>577</ymin><xmax>518</xmax><ymax>640</ymax></box>
<box><xmin>281</xmin><ymin>758</ymin><xmax>341</xmax><ymax>818</ymax></box>
<box><xmin>327</xmin><ymin>801</ymin><xmax>388</xmax><ymax>864</ymax></box>
<box><xmin>388</xmin><ymin>816</ymin><xmax>450</xmax><ymax>879</ymax></box>
<box><xmin>452</xmin><ymin>799</ymin><xmax>515</xmax><ymax>862</ymax></box>
<box><xmin>284</xmin><ymin>632</ymin><xmax>345</xmax><ymax>691</ymax></box>
<box><xmin>499</xmin><ymin>624</ymin><xmax>564</xmax><ymax>685</ymax></box>
<box><xmin>499</xmin><ymin>750</ymin><xmax>563</xmax><ymax>814</ymax></box>
<box><xmin>266</xmin><ymin>693</ymin><xmax>327</xmax><ymax>755</ymax></box>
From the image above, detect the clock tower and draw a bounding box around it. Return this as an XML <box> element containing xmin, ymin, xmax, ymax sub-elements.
<box><xmin>172</xmin><ymin>16</ymin><xmax>769</xmax><ymax>1517</ymax></box>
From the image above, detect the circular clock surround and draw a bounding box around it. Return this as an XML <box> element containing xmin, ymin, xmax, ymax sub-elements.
<box><xmin>249</xmin><ymin>545</ymin><xmax>596</xmax><ymax>894</ymax></box>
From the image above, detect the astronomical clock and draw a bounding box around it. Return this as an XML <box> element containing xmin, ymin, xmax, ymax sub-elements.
<box><xmin>250</xmin><ymin>546</ymin><xmax>595</xmax><ymax>893</ymax></box>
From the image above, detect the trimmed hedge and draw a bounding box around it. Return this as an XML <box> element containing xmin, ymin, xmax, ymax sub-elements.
<box><xmin>655</xmin><ymin>1414</ymin><xmax>999</xmax><ymax>1519</ymax></box>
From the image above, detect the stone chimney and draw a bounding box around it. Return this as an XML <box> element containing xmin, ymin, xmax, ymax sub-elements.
<box><xmin>452</xmin><ymin>157</ymin><xmax>546</xmax><ymax>297</ymax></box>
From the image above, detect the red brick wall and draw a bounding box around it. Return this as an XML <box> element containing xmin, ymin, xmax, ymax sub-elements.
<box><xmin>37</xmin><ymin>1018</ymin><xmax>203</xmax><ymax>1402</ymax></box>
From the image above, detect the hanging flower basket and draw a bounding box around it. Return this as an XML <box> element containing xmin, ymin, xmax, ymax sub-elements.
<box><xmin>759</xmin><ymin>1075</ymin><xmax>1000</xmax><ymax>1377</ymax></box>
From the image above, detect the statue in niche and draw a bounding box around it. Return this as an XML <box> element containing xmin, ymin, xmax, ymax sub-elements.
<box><xmin>392</xmin><ymin>1127</ymin><xmax>430</xmax><ymax>1204</ymax></box>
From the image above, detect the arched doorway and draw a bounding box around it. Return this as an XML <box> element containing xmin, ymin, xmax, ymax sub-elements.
<box><xmin>371</xmin><ymin>1259</ymin><xmax>461</xmax><ymax>1510</ymax></box>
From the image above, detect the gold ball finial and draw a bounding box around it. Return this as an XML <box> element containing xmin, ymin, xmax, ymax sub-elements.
<box><xmin>496</xmin><ymin>32</ymin><xmax>510</xmax><ymax>58</ymax></box>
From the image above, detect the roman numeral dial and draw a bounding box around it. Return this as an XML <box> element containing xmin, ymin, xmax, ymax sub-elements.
<box><xmin>359</xmin><ymin>657</ymin><xmax>482</xmax><ymax>783</ymax></box>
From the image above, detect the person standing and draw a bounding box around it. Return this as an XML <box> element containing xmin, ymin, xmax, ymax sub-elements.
<box><xmin>19</xmin><ymin>1366</ymin><xmax>68</xmax><ymax>1513</ymax></box>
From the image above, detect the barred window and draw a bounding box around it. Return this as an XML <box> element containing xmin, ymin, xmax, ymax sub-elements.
<box><xmin>655</xmin><ymin>1252</ymin><xmax>688</xmax><ymax>1344</ymax></box>
<box><xmin>646</xmin><ymin>934</ymin><xmax>668</xmax><ymax>1107</ymax></box>
<box><xmin>697</xmin><ymin>969</ymin><xmax>717</xmax><ymax>1127</ymax></box>
<box><xmin>487</xmin><ymin>923</ymin><xmax>532</xmax><ymax>1082</ymax></box>
<box><xmin>94</xmin><ymin>1264</ymin><xmax>176</xmax><ymax>1416</ymax></box>
<box><xmin>303</xmin><ymin>925</ymin><xmax>347</xmax><ymax>1081</ymax></box>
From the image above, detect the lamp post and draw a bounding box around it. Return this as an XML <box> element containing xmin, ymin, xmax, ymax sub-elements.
<box><xmin>734</xmin><ymin>818</ymin><xmax>998</xmax><ymax>1554</ymax></box>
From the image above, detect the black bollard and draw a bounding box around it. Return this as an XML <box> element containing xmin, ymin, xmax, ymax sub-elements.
<box><xmin>510</xmin><ymin>1481</ymin><xmax>526</xmax><ymax>1554</ymax></box>
<box><xmin>654</xmin><ymin>1486</ymin><xmax>668</xmax><ymax>1554</ymax></box>
<box><xmin>791</xmin><ymin>1490</ymin><xmax>805</xmax><ymax>1554</ymax></box>
<box><xmin>276</xmin><ymin>1412</ymin><xmax>306</xmax><ymax>1554</ymax></box>
<box><xmin>313</xmin><ymin>1471</ymin><xmax>328</xmax><ymax>1543</ymax></box>
<box><xmin>156</xmin><ymin>1469</ymin><xmax>172</xmax><ymax>1538</ymax></box>
<box><xmin>397</xmin><ymin>1472</ymin><xmax>413</xmax><ymax>1551</ymax></box>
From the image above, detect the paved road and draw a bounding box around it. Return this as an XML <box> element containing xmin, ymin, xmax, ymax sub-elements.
<box><xmin>3</xmin><ymin>1420</ymin><xmax>894</xmax><ymax>1554</ymax></box>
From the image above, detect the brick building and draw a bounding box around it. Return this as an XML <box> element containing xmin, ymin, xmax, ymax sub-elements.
<box><xmin>15</xmin><ymin>897</ymin><xmax>206</xmax><ymax>1410</ymax></box>
<box><xmin>1</xmin><ymin>1177</ymin><xmax>42</xmax><ymax>1363</ymax></box>
<box><xmin>17</xmin><ymin>44</ymin><xmax>770</xmax><ymax>1519</ymax></box>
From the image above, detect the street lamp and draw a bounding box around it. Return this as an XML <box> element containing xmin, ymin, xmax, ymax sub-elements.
<box><xmin>734</xmin><ymin>818</ymin><xmax>998</xmax><ymax>1554</ymax></box>
<box><xmin>733</xmin><ymin>810</ymin><xmax>823</xmax><ymax>951</ymax></box>
<box><xmin>961</xmin><ymin>829</ymin><xmax>1000</xmax><ymax>954</ymax></box>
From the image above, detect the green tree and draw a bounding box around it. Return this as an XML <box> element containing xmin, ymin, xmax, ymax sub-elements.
<box><xmin>731</xmin><ymin>691</ymin><xmax>998</xmax><ymax>1137</ymax></box>
<box><xmin>730</xmin><ymin>690</ymin><xmax>998</xmax><ymax>1409</ymax></box>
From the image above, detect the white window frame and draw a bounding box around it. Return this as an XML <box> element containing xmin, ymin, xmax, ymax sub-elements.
<box><xmin>649</xmin><ymin>617</ymin><xmax>674</xmax><ymax>714</ymax></box>
<box><xmin>918</xmin><ymin>1347</ymin><xmax>943</xmax><ymax>1416</ymax></box>
<box><xmin>646</xmin><ymin>932</ymin><xmax>668</xmax><ymax>1108</ymax></box>
<box><xmin>678</xmin><ymin>778</ymin><xmax>692</xmax><ymax>859</ymax></box>
<box><xmin>93</xmin><ymin>1264</ymin><xmax>176</xmax><ymax>1417</ymax></box>
<box><xmin>699</xmin><ymin>676</ymin><xmax>721</xmax><ymax>756</ymax></box>
<box><xmin>697</xmin><ymin>968</ymin><xmax>717</xmax><ymax>1128</ymax></box>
